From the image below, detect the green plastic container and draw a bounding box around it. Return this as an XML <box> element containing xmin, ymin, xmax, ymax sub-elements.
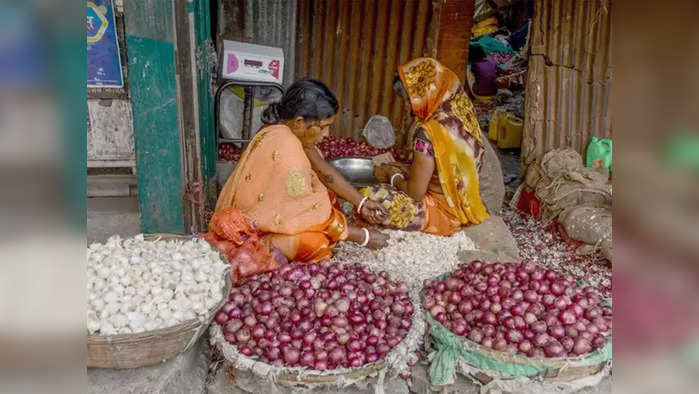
<box><xmin>586</xmin><ymin>137</ymin><xmax>613</xmax><ymax>169</ymax></box>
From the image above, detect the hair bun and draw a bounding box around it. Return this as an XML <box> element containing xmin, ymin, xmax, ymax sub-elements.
<box><xmin>261</xmin><ymin>102</ymin><xmax>281</xmax><ymax>125</ymax></box>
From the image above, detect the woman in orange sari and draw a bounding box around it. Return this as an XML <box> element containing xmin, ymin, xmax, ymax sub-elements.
<box><xmin>216</xmin><ymin>79</ymin><xmax>388</xmax><ymax>263</ymax></box>
<box><xmin>367</xmin><ymin>57</ymin><xmax>490</xmax><ymax>235</ymax></box>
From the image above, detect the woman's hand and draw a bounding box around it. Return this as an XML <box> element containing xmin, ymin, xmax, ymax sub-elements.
<box><xmin>360</xmin><ymin>199</ymin><xmax>388</xmax><ymax>224</ymax></box>
<box><xmin>365</xmin><ymin>229</ymin><xmax>389</xmax><ymax>250</ymax></box>
<box><xmin>374</xmin><ymin>164</ymin><xmax>396</xmax><ymax>182</ymax></box>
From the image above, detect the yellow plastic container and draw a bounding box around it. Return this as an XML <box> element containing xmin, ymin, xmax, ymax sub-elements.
<box><xmin>488</xmin><ymin>111</ymin><xmax>523</xmax><ymax>149</ymax></box>
<box><xmin>488</xmin><ymin>110</ymin><xmax>502</xmax><ymax>141</ymax></box>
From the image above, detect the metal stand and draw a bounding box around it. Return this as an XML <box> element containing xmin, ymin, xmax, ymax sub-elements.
<box><xmin>214</xmin><ymin>79</ymin><xmax>284</xmax><ymax>152</ymax></box>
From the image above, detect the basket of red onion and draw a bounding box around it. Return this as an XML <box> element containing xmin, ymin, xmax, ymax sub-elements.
<box><xmin>423</xmin><ymin>260</ymin><xmax>612</xmax><ymax>385</ymax></box>
<box><xmin>209</xmin><ymin>261</ymin><xmax>423</xmax><ymax>387</ymax></box>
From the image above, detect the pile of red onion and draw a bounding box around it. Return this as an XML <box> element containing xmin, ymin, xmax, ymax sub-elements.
<box><xmin>218</xmin><ymin>143</ymin><xmax>242</xmax><ymax>162</ymax></box>
<box><xmin>424</xmin><ymin>260</ymin><xmax>611</xmax><ymax>358</ymax></box>
<box><xmin>215</xmin><ymin>261</ymin><xmax>414</xmax><ymax>370</ymax></box>
<box><xmin>317</xmin><ymin>135</ymin><xmax>410</xmax><ymax>162</ymax></box>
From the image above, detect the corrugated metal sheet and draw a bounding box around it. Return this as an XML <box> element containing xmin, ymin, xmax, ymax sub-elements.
<box><xmin>522</xmin><ymin>0</ymin><xmax>612</xmax><ymax>167</ymax></box>
<box><xmin>295</xmin><ymin>0</ymin><xmax>434</xmax><ymax>140</ymax></box>
<box><xmin>218</xmin><ymin>0</ymin><xmax>297</xmax><ymax>84</ymax></box>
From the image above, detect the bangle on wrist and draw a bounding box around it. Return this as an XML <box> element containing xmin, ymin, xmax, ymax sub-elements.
<box><xmin>390</xmin><ymin>173</ymin><xmax>405</xmax><ymax>187</ymax></box>
<box><xmin>360</xmin><ymin>228</ymin><xmax>370</xmax><ymax>247</ymax></box>
<box><xmin>356</xmin><ymin>196</ymin><xmax>369</xmax><ymax>215</ymax></box>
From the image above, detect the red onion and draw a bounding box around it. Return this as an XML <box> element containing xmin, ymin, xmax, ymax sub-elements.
<box><xmin>215</xmin><ymin>312</ymin><xmax>229</xmax><ymax>325</ymax></box>
<box><xmin>584</xmin><ymin>308</ymin><xmax>601</xmax><ymax>320</ymax></box>
<box><xmin>534</xmin><ymin>332</ymin><xmax>550</xmax><ymax>347</ymax></box>
<box><xmin>523</xmin><ymin>312</ymin><xmax>537</xmax><ymax>325</ymax></box>
<box><xmin>448</xmin><ymin>291</ymin><xmax>462</xmax><ymax>304</ymax></box>
<box><xmin>560</xmin><ymin>336</ymin><xmax>575</xmax><ymax>353</ymax></box>
<box><xmin>544</xmin><ymin>340</ymin><xmax>565</xmax><ymax>357</ymax></box>
<box><xmin>506</xmin><ymin>329</ymin><xmax>523</xmax><ymax>343</ymax></box>
<box><xmin>579</xmin><ymin>331</ymin><xmax>593</xmax><ymax>341</ymax></box>
<box><xmin>452</xmin><ymin>320</ymin><xmax>468</xmax><ymax>336</ymax></box>
<box><xmin>542</xmin><ymin>294</ymin><xmax>556</xmax><ymax>306</ymax></box>
<box><xmin>523</xmin><ymin>290</ymin><xmax>539</xmax><ymax>303</ymax></box>
<box><xmin>573</xmin><ymin>338</ymin><xmax>591</xmax><ymax>355</ymax></box>
<box><xmin>564</xmin><ymin>326</ymin><xmax>579</xmax><ymax>338</ymax></box>
<box><xmin>558</xmin><ymin>309</ymin><xmax>577</xmax><ymax>326</ymax></box>
<box><xmin>236</xmin><ymin>329</ymin><xmax>251</xmax><ymax>343</ymax></box>
<box><xmin>283</xmin><ymin>348</ymin><xmax>300</xmax><ymax>365</ymax></box>
<box><xmin>550</xmin><ymin>281</ymin><xmax>566</xmax><ymax>296</ymax></box>
<box><xmin>549</xmin><ymin>325</ymin><xmax>565</xmax><ymax>339</ymax></box>
<box><xmin>329</xmin><ymin>346</ymin><xmax>346</xmax><ymax>364</ymax></box>
<box><xmin>224</xmin><ymin>333</ymin><xmax>236</xmax><ymax>344</ymax></box>
<box><xmin>446</xmin><ymin>277</ymin><xmax>463</xmax><ymax>290</ymax></box>
<box><xmin>554</xmin><ymin>296</ymin><xmax>570</xmax><ymax>310</ymax></box>
<box><xmin>482</xmin><ymin>311</ymin><xmax>497</xmax><ymax>325</ymax></box>
<box><xmin>592</xmin><ymin>335</ymin><xmax>606</xmax><ymax>350</ymax></box>
<box><xmin>468</xmin><ymin>328</ymin><xmax>484</xmax><ymax>343</ymax></box>
<box><xmin>243</xmin><ymin>315</ymin><xmax>257</xmax><ymax>327</ymax></box>
<box><xmin>493</xmin><ymin>338</ymin><xmax>508</xmax><ymax>351</ymax></box>
<box><xmin>518</xmin><ymin>340</ymin><xmax>533</xmax><ymax>353</ymax></box>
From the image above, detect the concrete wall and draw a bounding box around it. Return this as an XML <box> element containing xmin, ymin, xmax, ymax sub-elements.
<box><xmin>87</xmin><ymin>98</ymin><xmax>135</xmax><ymax>167</ymax></box>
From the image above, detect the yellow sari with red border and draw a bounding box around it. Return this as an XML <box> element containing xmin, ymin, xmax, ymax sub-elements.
<box><xmin>397</xmin><ymin>57</ymin><xmax>489</xmax><ymax>226</ymax></box>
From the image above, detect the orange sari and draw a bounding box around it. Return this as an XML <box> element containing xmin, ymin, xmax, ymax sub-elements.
<box><xmin>215</xmin><ymin>125</ymin><xmax>348</xmax><ymax>262</ymax></box>
<box><xmin>360</xmin><ymin>58</ymin><xmax>489</xmax><ymax>236</ymax></box>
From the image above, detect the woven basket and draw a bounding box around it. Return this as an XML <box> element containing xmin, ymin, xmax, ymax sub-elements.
<box><xmin>424</xmin><ymin>266</ymin><xmax>612</xmax><ymax>384</ymax></box>
<box><xmin>210</xmin><ymin>272</ymin><xmax>426</xmax><ymax>389</ymax></box>
<box><xmin>87</xmin><ymin>234</ymin><xmax>232</xmax><ymax>369</ymax></box>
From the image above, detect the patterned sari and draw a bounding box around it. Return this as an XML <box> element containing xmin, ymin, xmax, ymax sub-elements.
<box><xmin>215</xmin><ymin>125</ymin><xmax>348</xmax><ymax>262</ymax></box>
<box><xmin>361</xmin><ymin>57</ymin><xmax>489</xmax><ymax>235</ymax></box>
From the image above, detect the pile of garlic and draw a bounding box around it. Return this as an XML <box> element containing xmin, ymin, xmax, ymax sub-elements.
<box><xmin>332</xmin><ymin>230</ymin><xmax>476</xmax><ymax>290</ymax></box>
<box><xmin>87</xmin><ymin>234</ymin><xmax>229</xmax><ymax>336</ymax></box>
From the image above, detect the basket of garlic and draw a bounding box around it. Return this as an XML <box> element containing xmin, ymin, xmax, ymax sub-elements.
<box><xmin>87</xmin><ymin>233</ymin><xmax>232</xmax><ymax>369</ymax></box>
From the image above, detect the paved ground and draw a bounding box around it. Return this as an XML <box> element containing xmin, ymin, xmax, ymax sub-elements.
<box><xmin>87</xmin><ymin>196</ymin><xmax>141</xmax><ymax>244</ymax></box>
<box><xmin>493</xmin><ymin>147</ymin><xmax>522</xmax><ymax>199</ymax></box>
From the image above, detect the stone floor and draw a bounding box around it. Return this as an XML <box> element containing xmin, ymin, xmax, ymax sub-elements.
<box><xmin>87</xmin><ymin>196</ymin><xmax>141</xmax><ymax>244</ymax></box>
<box><xmin>493</xmin><ymin>147</ymin><xmax>522</xmax><ymax>199</ymax></box>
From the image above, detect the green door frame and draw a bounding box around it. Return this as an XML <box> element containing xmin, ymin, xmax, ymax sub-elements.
<box><xmin>124</xmin><ymin>0</ymin><xmax>215</xmax><ymax>234</ymax></box>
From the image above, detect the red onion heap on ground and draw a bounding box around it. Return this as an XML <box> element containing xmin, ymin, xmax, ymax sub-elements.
<box><xmin>218</xmin><ymin>143</ymin><xmax>242</xmax><ymax>162</ymax></box>
<box><xmin>317</xmin><ymin>135</ymin><xmax>410</xmax><ymax>162</ymax></box>
<box><xmin>423</xmin><ymin>260</ymin><xmax>611</xmax><ymax>358</ymax></box>
<box><xmin>215</xmin><ymin>261</ymin><xmax>414</xmax><ymax>370</ymax></box>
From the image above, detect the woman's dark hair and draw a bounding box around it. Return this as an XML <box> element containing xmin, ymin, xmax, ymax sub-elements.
<box><xmin>393</xmin><ymin>73</ymin><xmax>409</xmax><ymax>100</ymax></box>
<box><xmin>469</xmin><ymin>45</ymin><xmax>487</xmax><ymax>63</ymax></box>
<box><xmin>261</xmin><ymin>79</ymin><xmax>339</xmax><ymax>124</ymax></box>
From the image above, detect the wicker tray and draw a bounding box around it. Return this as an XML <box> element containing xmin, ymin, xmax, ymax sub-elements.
<box><xmin>87</xmin><ymin>234</ymin><xmax>232</xmax><ymax>369</ymax></box>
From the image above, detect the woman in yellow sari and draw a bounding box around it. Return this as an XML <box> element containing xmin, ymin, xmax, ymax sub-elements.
<box><xmin>215</xmin><ymin>79</ymin><xmax>388</xmax><ymax>263</ymax></box>
<box><xmin>368</xmin><ymin>57</ymin><xmax>490</xmax><ymax>235</ymax></box>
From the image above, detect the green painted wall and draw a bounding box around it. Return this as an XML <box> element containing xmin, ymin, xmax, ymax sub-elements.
<box><xmin>192</xmin><ymin>0</ymin><xmax>218</xmax><ymax>210</ymax></box>
<box><xmin>124</xmin><ymin>0</ymin><xmax>184</xmax><ymax>233</ymax></box>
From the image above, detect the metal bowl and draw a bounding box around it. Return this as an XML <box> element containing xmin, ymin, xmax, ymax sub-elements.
<box><xmin>329</xmin><ymin>157</ymin><xmax>377</xmax><ymax>187</ymax></box>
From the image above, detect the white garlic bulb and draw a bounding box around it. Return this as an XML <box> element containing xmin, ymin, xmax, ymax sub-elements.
<box><xmin>86</xmin><ymin>235</ymin><xmax>228</xmax><ymax>335</ymax></box>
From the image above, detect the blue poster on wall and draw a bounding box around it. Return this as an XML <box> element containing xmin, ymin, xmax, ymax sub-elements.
<box><xmin>87</xmin><ymin>0</ymin><xmax>123</xmax><ymax>87</ymax></box>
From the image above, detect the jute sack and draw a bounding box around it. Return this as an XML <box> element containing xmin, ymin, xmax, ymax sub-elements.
<box><xmin>526</xmin><ymin>149</ymin><xmax>611</xmax><ymax>222</ymax></box>
<box><xmin>559</xmin><ymin>205</ymin><xmax>612</xmax><ymax>261</ymax></box>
